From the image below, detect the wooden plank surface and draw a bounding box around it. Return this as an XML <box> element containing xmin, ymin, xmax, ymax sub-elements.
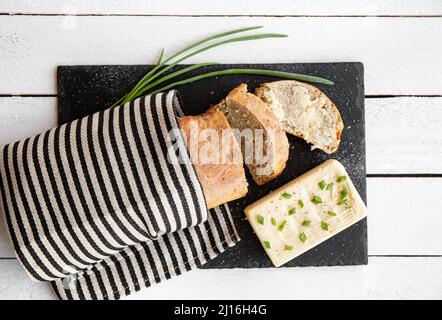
<box><xmin>1</xmin><ymin>0</ymin><xmax>441</xmax><ymax>16</ymax></box>
<box><xmin>1</xmin><ymin>97</ymin><xmax>441</xmax><ymax>174</ymax></box>
<box><xmin>1</xmin><ymin>97</ymin><xmax>442</xmax><ymax>257</ymax></box>
<box><xmin>1</xmin><ymin>257</ymin><xmax>441</xmax><ymax>300</ymax></box>
<box><xmin>1</xmin><ymin>2</ymin><xmax>441</xmax><ymax>299</ymax></box>
<box><xmin>366</xmin><ymin>97</ymin><xmax>442</xmax><ymax>174</ymax></box>
<box><xmin>2</xmin><ymin>176</ymin><xmax>440</xmax><ymax>257</ymax></box>
<box><xmin>1</xmin><ymin>16</ymin><xmax>442</xmax><ymax>95</ymax></box>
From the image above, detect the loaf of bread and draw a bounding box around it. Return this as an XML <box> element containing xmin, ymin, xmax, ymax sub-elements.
<box><xmin>213</xmin><ymin>84</ymin><xmax>289</xmax><ymax>185</ymax></box>
<box><xmin>255</xmin><ymin>80</ymin><xmax>344</xmax><ymax>154</ymax></box>
<box><xmin>178</xmin><ymin>109</ymin><xmax>248</xmax><ymax>209</ymax></box>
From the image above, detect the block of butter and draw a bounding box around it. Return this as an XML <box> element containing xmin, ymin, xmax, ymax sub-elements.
<box><xmin>244</xmin><ymin>159</ymin><xmax>367</xmax><ymax>267</ymax></box>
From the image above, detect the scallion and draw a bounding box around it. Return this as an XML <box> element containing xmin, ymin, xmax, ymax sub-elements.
<box><xmin>112</xmin><ymin>26</ymin><xmax>334</xmax><ymax>107</ymax></box>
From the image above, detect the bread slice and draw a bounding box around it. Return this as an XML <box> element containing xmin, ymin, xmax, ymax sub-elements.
<box><xmin>213</xmin><ymin>84</ymin><xmax>289</xmax><ymax>185</ymax></box>
<box><xmin>255</xmin><ymin>80</ymin><xmax>344</xmax><ymax>154</ymax></box>
<box><xmin>178</xmin><ymin>109</ymin><xmax>248</xmax><ymax>209</ymax></box>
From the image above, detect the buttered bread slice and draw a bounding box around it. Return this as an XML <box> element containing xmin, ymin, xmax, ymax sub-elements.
<box><xmin>244</xmin><ymin>159</ymin><xmax>367</xmax><ymax>267</ymax></box>
<box><xmin>255</xmin><ymin>80</ymin><xmax>344</xmax><ymax>154</ymax></box>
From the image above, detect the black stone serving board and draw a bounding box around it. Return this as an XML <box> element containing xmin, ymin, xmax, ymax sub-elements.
<box><xmin>58</xmin><ymin>63</ymin><xmax>367</xmax><ymax>268</ymax></box>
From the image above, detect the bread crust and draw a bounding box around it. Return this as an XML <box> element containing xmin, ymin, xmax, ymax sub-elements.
<box><xmin>178</xmin><ymin>109</ymin><xmax>248</xmax><ymax>209</ymax></box>
<box><xmin>255</xmin><ymin>80</ymin><xmax>344</xmax><ymax>154</ymax></box>
<box><xmin>215</xmin><ymin>84</ymin><xmax>289</xmax><ymax>185</ymax></box>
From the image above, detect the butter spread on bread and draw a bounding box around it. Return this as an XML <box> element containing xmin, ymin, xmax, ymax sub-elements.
<box><xmin>178</xmin><ymin>109</ymin><xmax>248</xmax><ymax>209</ymax></box>
<box><xmin>244</xmin><ymin>159</ymin><xmax>367</xmax><ymax>267</ymax></box>
<box><xmin>255</xmin><ymin>80</ymin><xmax>344</xmax><ymax>154</ymax></box>
<box><xmin>214</xmin><ymin>84</ymin><xmax>289</xmax><ymax>185</ymax></box>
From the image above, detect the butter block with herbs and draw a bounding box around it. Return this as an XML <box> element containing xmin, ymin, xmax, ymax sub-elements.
<box><xmin>244</xmin><ymin>159</ymin><xmax>367</xmax><ymax>267</ymax></box>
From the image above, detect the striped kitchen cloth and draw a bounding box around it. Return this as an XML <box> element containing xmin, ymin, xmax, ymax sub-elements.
<box><xmin>0</xmin><ymin>90</ymin><xmax>240</xmax><ymax>300</ymax></box>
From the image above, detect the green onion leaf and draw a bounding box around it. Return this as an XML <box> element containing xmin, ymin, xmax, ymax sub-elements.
<box><xmin>301</xmin><ymin>220</ymin><xmax>311</xmax><ymax>227</ymax></box>
<box><xmin>257</xmin><ymin>214</ymin><xmax>265</xmax><ymax>225</ymax></box>
<box><xmin>327</xmin><ymin>211</ymin><xmax>337</xmax><ymax>216</ymax></box>
<box><xmin>326</xmin><ymin>183</ymin><xmax>334</xmax><ymax>191</ymax></box>
<box><xmin>264</xmin><ymin>241</ymin><xmax>271</xmax><ymax>249</ymax></box>
<box><xmin>113</xmin><ymin>26</ymin><xmax>334</xmax><ymax>107</ymax></box>
<box><xmin>281</xmin><ymin>192</ymin><xmax>292</xmax><ymax>199</ymax></box>
<box><xmin>345</xmin><ymin>204</ymin><xmax>352</xmax><ymax>209</ymax></box>
<box><xmin>298</xmin><ymin>199</ymin><xmax>304</xmax><ymax>208</ymax></box>
<box><xmin>311</xmin><ymin>195</ymin><xmax>323</xmax><ymax>204</ymax></box>
<box><xmin>321</xmin><ymin>221</ymin><xmax>329</xmax><ymax>231</ymax></box>
<box><xmin>271</xmin><ymin>217</ymin><xmax>276</xmax><ymax>226</ymax></box>
<box><xmin>299</xmin><ymin>232</ymin><xmax>307</xmax><ymax>243</ymax></box>
<box><xmin>285</xmin><ymin>245</ymin><xmax>293</xmax><ymax>251</ymax></box>
<box><xmin>319</xmin><ymin>180</ymin><xmax>326</xmax><ymax>190</ymax></box>
<box><xmin>135</xmin><ymin>62</ymin><xmax>220</xmax><ymax>98</ymax></box>
<box><xmin>288</xmin><ymin>208</ymin><xmax>296</xmax><ymax>216</ymax></box>
<box><xmin>156</xmin><ymin>48</ymin><xmax>165</xmax><ymax>65</ymax></box>
<box><xmin>337</xmin><ymin>176</ymin><xmax>347</xmax><ymax>183</ymax></box>
<box><xmin>278</xmin><ymin>220</ymin><xmax>287</xmax><ymax>231</ymax></box>
<box><xmin>143</xmin><ymin>33</ymin><xmax>288</xmax><ymax>96</ymax></box>
<box><xmin>148</xmin><ymin>68</ymin><xmax>334</xmax><ymax>96</ymax></box>
<box><xmin>118</xmin><ymin>26</ymin><xmax>264</xmax><ymax>105</ymax></box>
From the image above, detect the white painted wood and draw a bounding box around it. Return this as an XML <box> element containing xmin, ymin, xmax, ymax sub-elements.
<box><xmin>1</xmin><ymin>257</ymin><xmax>441</xmax><ymax>299</ymax></box>
<box><xmin>366</xmin><ymin>97</ymin><xmax>442</xmax><ymax>174</ymax></box>
<box><xmin>1</xmin><ymin>0</ymin><xmax>441</xmax><ymax>16</ymax></box>
<box><xmin>0</xmin><ymin>4</ymin><xmax>441</xmax><ymax>298</ymax></box>
<box><xmin>368</xmin><ymin>178</ymin><xmax>442</xmax><ymax>255</ymax></box>
<box><xmin>0</xmin><ymin>97</ymin><xmax>58</xmax><ymax>145</ymax></box>
<box><xmin>1</xmin><ymin>16</ymin><xmax>442</xmax><ymax>95</ymax></box>
<box><xmin>0</xmin><ymin>97</ymin><xmax>442</xmax><ymax>257</ymax></box>
<box><xmin>2</xmin><ymin>176</ymin><xmax>440</xmax><ymax>257</ymax></box>
<box><xmin>0</xmin><ymin>97</ymin><xmax>57</xmax><ymax>258</ymax></box>
<box><xmin>1</xmin><ymin>97</ymin><xmax>441</xmax><ymax>176</ymax></box>
<box><xmin>0</xmin><ymin>260</ymin><xmax>56</xmax><ymax>300</ymax></box>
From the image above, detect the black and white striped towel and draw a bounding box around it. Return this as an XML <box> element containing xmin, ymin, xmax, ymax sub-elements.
<box><xmin>0</xmin><ymin>91</ymin><xmax>240</xmax><ymax>300</ymax></box>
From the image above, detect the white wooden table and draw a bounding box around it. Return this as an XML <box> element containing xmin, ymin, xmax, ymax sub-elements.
<box><xmin>1</xmin><ymin>0</ymin><xmax>442</xmax><ymax>300</ymax></box>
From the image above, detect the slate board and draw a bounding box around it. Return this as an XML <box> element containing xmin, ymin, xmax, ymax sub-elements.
<box><xmin>58</xmin><ymin>63</ymin><xmax>367</xmax><ymax>268</ymax></box>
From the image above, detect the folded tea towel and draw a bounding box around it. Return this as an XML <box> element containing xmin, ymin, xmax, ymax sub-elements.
<box><xmin>0</xmin><ymin>91</ymin><xmax>240</xmax><ymax>299</ymax></box>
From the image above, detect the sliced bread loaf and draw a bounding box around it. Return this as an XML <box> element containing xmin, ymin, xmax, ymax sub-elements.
<box><xmin>255</xmin><ymin>80</ymin><xmax>344</xmax><ymax>154</ymax></box>
<box><xmin>178</xmin><ymin>109</ymin><xmax>248</xmax><ymax>209</ymax></box>
<box><xmin>213</xmin><ymin>84</ymin><xmax>289</xmax><ymax>185</ymax></box>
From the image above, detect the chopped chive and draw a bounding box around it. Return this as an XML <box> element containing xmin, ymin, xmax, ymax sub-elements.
<box><xmin>278</xmin><ymin>220</ymin><xmax>287</xmax><ymax>231</ymax></box>
<box><xmin>300</xmin><ymin>232</ymin><xmax>307</xmax><ymax>243</ymax></box>
<box><xmin>345</xmin><ymin>204</ymin><xmax>352</xmax><ymax>209</ymax></box>
<box><xmin>318</xmin><ymin>180</ymin><xmax>326</xmax><ymax>190</ymax></box>
<box><xmin>301</xmin><ymin>220</ymin><xmax>311</xmax><ymax>227</ymax></box>
<box><xmin>257</xmin><ymin>214</ymin><xmax>264</xmax><ymax>225</ymax></box>
<box><xmin>321</xmin><ymin>221</ymin><xmax>329</xmax><ymax>231</ymax></box>
<box><xmin>337</xmin><ymin>176</ymin><xmax>347</xmax><ymax>183</ymax></box>
<box><xmin>298</xmin><ymin>199</ymin><xmax>304</xmax><ymax>208</ymax></box>
<box><xmin>337</xmin><ymin>199</ymin><xmax>346</xmax><ymax>205</ymax></box>
<box><xmin>326</xmin><ymin>183</ymin><xmax>334</xmax><ymax>191</ymax></box>
<box><xmin>311</xmin><ymin>195</ymin><xmax>323</xmax><ymax>204</ymax></box>
<box><xmin>263</xmin><ymin>241</ymin><xmax>271</xmax><ymax>249</ymax></box>
<box><xmin>285</xmin><ymin>245</ymin><xmax>294</xmax><ymax>251</ymax></box>
<box><xmin>340</xmin><ymin>188</ymin><xmax>348</xmax><ymax>199</ymax></box>
<box><xmin>327</xmin><ymin>211</ymin><xmax>337</xmax><ymax>216</ymax></box>
<box><xmin>271</xmin><ymin>217</ymin><xmax>276</xmax><ymax>226</ymax></box>
<box><xmin>281</xmin><ymin>192</ymin><xmax>292</xmax><ymax>199</ymax></box>
<box><xmin>288</xmin><ymin>208</ymin><xmax>296</xmax><ymax>216</ymax></box>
